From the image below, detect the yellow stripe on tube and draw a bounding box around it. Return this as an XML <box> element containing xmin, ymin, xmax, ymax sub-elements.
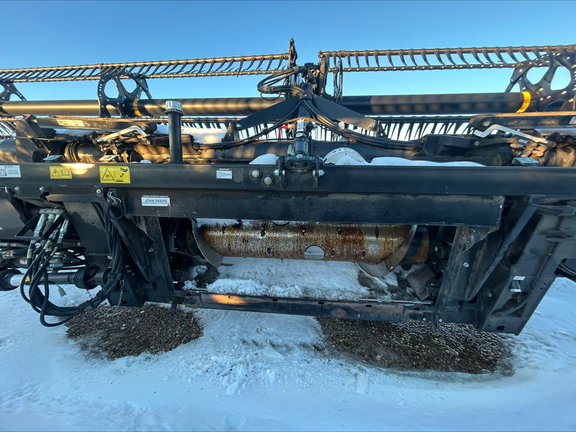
<box><xmin>517</xmin><ymin>91</ymin><xmax>531</xmax><ymax>113</ymax></box>
<box><xmin>133</xmin><ymin>99</ymin><xmax>143</xmax><ymax>117</ymax></box>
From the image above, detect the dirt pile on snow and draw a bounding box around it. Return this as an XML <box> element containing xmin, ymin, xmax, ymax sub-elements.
<box><xmin>65</xmin><ymin>304</ymin><xmax>203</xmax><ymax>359</ymax></box>
<box><xmin>317</xmin><ymin>318</ymin><xmax>512</xmax><ymax>374</ymax></box>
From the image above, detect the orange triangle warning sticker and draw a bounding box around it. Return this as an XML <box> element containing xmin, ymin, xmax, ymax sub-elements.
<box><xmin>101</xmin><ymin>169</ymin><xmax>115</xmax><ymax>182</ymax></box>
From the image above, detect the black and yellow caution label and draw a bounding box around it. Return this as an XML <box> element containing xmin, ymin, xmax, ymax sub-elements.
<box><xmin>99</xmin><ymin>166</ymin><xmax>131</xmax><ymax>183</ymax></box>
<box><xmin>49</xmin><ymin>166</ymin><xmax>72</xmax><ymax>179</ymax></box>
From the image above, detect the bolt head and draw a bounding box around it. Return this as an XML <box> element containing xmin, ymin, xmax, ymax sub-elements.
<box><xmin>463</xmin><ymin>262</ymin><xmax>470</xmax><ymax>268</ymax></box>
<box><xmin>39</xmin><ymin>187</ymin><xmax>44</xmax><ymax>191</ymax></box>
<box><xmin>14</xmin><ymin>186</ymin><xmax>20</xmax><ymax>191</ymax></box>
<box><xmin>263</xmin><ymin>176</ymin><xmax>273</xmax><ymax>186</ymax></box>
<box><xmin>250</xmin><ymin>169</ymin><xmax>261</xmax><ymax>179</ymax></box>
<box><xmin>96</xmin><ymin>188</ymin><xmax>102</xmax><ymax>194</ymax></box>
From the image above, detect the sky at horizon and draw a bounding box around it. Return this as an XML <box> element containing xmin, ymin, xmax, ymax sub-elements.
<box><xmin>2</xmin><ymin>1</ymin><xmax>575</xmax><ymax>100</ymax></box>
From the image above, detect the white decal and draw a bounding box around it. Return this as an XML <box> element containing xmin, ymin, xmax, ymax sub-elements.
<box><xmin>216</xmin><ymin>169</ymin><xmax>233</xmax><ymax>179</ymax></box>
<box><xmin>0</xmin><ymin>166</ymin><xmax>21</xmax><ymax>178</ymax></box>
<box><xmin>141</xmin><ymin>195</ymin><xmax>171</xmax><ymax>207</ymax></box>
<box><xmin>57</xmin><ymin>119</ymin><xmax>85</xmax><ymax>127</ymax></box>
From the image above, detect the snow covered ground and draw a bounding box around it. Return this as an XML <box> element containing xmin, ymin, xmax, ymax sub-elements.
<box><xmin>1</xmin><ymin>264</ymin><xmax>575</xmax><ymax>431</ymax></box>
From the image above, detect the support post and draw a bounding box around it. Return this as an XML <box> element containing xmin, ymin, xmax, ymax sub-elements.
<box><xmin>165</xmin><ymin>100</ymin><xmax>183</xmax><ymax>163</ymax></box>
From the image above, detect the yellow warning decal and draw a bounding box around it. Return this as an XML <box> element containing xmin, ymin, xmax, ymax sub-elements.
<box><xmin>49</xmin><ymin>166</ymin><xmax>72</xmax><ymax>179</ymax></box>
<box><xmin>99</xmin><ymin>166</ymin><xmax>131</xmax><ymax>184</ymax></box>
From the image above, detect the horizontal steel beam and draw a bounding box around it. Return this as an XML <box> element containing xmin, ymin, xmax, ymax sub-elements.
<box><xmin>177</xmin><ymin>290</ymin><xmax>440</xmax><ymax>322</ymax></box>
<box><xmin>1</xmin><ymin>162</ymin><xmax>574</xmax><ymax>196</ymax></box>
<box><xmin>0</xmin><ymin>93</ymin><xmax>531</xmax><ymax>117</ymax></box>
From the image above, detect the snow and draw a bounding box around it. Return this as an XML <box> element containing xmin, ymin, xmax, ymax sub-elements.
<box><xmin>249</xmin><ymin>154</ymin><xmax>279</xmax><ymax>165</ymax></box>
<box><xmin>322</xmin><ymin>150</ymin><xmax>485</xmax><ymax>167</ymax></box>
<box><xmin>370</xmin><ymin>157</ymin><xmax>484</xmax><ymax>167</ymax></box>
<box><xmin>207</xmin><ymin>258</ymin><xmax>373</xmax><ymax>300</ymax></box>
<box><xmin>1</xmin><ymin>263</ymin><xmax>575</xmax><ymax>431</ymax></box>
<box><xmin>154</xmin><ymin>125</ymin><xmax>225</xmax><ymax>144</ymax></box>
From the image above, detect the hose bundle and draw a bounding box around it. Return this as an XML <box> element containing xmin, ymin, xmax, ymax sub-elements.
<box><xmin>19</xmin><ymin>207</ymin><xmax>124</xmax><ymax>327</ymax></box>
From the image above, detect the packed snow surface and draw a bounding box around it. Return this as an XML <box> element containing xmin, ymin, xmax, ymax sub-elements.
<box><xmin>1</xmin><ymin>258</ymin><xmax>575</xmax><ymax>431</ymax></box>
<box><xmin>154</xmin><ymin>125</ymin><xmax>226</xmax><ymax>144</ymax></box>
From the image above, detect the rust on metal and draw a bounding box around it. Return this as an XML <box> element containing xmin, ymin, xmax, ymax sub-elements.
<box><xmin>408</xmin><ymin>230</ymin><xmax>430</xmax><ymax>265</ymax></box>
<box><xmin>199</xmin><ymin>221</ymin><xmax>411</xmax><ymax>263</ymax></box>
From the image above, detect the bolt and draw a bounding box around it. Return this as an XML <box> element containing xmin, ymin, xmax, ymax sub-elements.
<box><xmin>474</xmin><ymin>140</ymin><xmax>480</xmax><ymax>147</ymax></box>
<box><xmin>422</xmin><ymin>317</ymin><xmax>427</xmax><ymax>321</ymax></box>
<box><xmin>148</xmin><ymin>247</ymin><xmax>154</xmax><ymax>253</ymax></box>
<box><xmin>434</xmin><ymin>246</ymin><xmax>438</xmax><ymax>252</ymax></box>
<box><xmin>318</xmin><ymin>170</ymin><xmax>325</xmax><ymax>176</ymax></box>
<box><xmin>263</xmin><ymin>176</ymin><xmax>273</xmax><ymax>186</ymax></box>
<box><xmin>250</xmin><ymin>169</ymin><xmax>261</xmax><ymax>179</ymax></box>
<box><xmin>483</xmin><ymin>120</ymin><xmax>491</xmax><ymax>127</ymax></box>
<box><xmin>463</xmin><ymin>262</ymin><xmax>470</xmax><ymax>268</ymax></box>
<box><xmin>273</xmin><ymin>169</ymin><xmax>280</xmax><ymax>176</ymax></box>
<box><xmin>236</xmin><ymin>123</ymin><xmax>243</xmax><ymax>128</ymax></box>
<box><xmin>14</xmin><ymin>186</ymin><xmax>19</xmax><ymax>191</ymax></box>
<box><xmin>96</xmin><ymin>188</ymin><xmax>102</xmax><ymax>194</ymax></box>
<box><xmin>438</xmin><ymin>318</ymin><xmax>443</xmax><ymax>323</ymax></box>
<box><xmin>39</xmin><ymin>187</ymin><xmax>44</xmax><ymax>192</ymax></box>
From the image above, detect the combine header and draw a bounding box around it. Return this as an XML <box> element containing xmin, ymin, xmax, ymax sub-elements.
<box><xmin>0</xmin><ymin>40</ymin><xmax>575</xmax><ymax>334</ymax></box>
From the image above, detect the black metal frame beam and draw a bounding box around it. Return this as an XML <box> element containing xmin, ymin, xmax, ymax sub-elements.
<box><xmin>0</xmin><ymin>92</ymin><xmax>532</xmax><ymax>117</ymax></box>
<box><xmin>176</xmin><ymin>290</ymin><xmax>442</xmax><ymax>323</ymax></box>
<box><xmin>2</xmin><ymin>163</ymin><xmax>575</xmax><ymax>197</ymax></box>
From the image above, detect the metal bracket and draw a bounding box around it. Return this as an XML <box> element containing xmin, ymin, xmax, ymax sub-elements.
<box><xmin>473</xmin><ymin>124</ymin><xmax>553</xmax><ymax>146</ymax></box>
<box><xmin>0</xmin><ymin>81</ymin><xmax>26</xmax><ymax>103</ymax></box>
<box><xmin>97</xmin><ymin>69</ymin><xmax>152</xmax><ymax>118</ymax></box>
<box><xmin>505</xmin><ymin>49</ymin><xmax>576</xmax><ymax>111</ymax></box>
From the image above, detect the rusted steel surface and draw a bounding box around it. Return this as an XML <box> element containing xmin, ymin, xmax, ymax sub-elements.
<box><xmin>199</xmin><ymin>221</ymin><xmax>411</xmax><ymax>263</ymax></box>
<box><xmin>178</xmin><ymin>290</ymin><xmax>438</xmax><ymax>322</ymax></box>
<box><xmin>408</xmin><ymin>230</ymin><xmax>430</xmax><ymax>265</ymax></box>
